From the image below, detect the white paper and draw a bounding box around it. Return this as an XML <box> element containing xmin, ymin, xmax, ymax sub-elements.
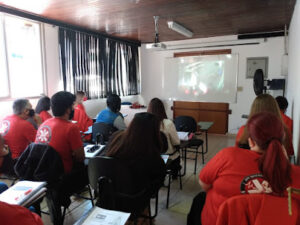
<box><xmin>177</xmin><ymin>131</ymin><xmax>189</xmax><ymax>141</ymax></box>
<box><xmin>82</xmin><ymin>207</ymin><xmax>130</xmax><ymax>225</ymax></box>
<box><xmin>0</xmin><ymin>181</ymin><xmax>46</xmax><ymax>205</ymax></box>
<box><xmin>161</xmin><ymin>155</ymin><xmax>169</xmax><ymax>164</ymax></box>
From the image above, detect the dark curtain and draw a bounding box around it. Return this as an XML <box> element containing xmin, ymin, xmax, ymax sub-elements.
<box><xmin>59</xmin><ymin>28</ymin><xmax>139</xmax><ymax>99</ymax></box>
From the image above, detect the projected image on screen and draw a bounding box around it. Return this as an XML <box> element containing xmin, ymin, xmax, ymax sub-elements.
<box><xmin>178</xmin><ymin>58</ymin><xmax>224</xmax><ymax>96</ymax></box>
<box><xmin>163</xmin><ymin>54</ymin><xmax>238</xmax><ymax>103</ymax></box>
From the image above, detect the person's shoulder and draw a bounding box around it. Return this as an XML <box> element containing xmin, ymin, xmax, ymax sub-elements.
<box><xmin>219</xmin><ymin>146</ymin><xmax>250</xmax><ymax>156</ymax></box>
<box><xmin>163</xmin><ymin>118</ymin><xmax>175</xmax><ymax>127</ymax></box>
<box><xmin>3</xmin><ymin>114</ymin><xmax>17</xmax><ymax>122</ymax></box>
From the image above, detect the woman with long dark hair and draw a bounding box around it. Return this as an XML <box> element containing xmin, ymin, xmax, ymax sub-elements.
<box><xmin>147</xmin><ymin>98</ymin><xmax>180</xmax><ymax>156</ymax></box>
<box><xmin>106</xmin><ymin>112</ymin><xmax>166</xmax><ymax>192</ymax></box>
<box><xmin>35</xmin><ymin>96</ymin><xmax>52</xmax><ymax>122</ymax></box>
<box><xmin>199</xmin><ymin>112</ymin><xmax>300</xmax><ymax>225</ymax></box>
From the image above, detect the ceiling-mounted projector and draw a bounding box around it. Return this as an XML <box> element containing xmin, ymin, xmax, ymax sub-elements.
<box><xmin>145</xmin><ymin>42</ymin><xmax>166</xmax><ymax>50</ymax></box>
<box><xmin>146</xmin><ymin>16</ymin><xmax>166</xmax><ymax>50</ymax></box>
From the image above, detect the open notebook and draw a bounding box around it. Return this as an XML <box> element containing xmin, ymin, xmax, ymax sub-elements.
<box><xmin>0</xmin><ymin>181</ymin><xmax>46</xmax><ymax>206</ymax></box>
<box><xmin>76</xmin><ymin>207</ymin><xmax>130</xmax><ymax>225</ymax></box>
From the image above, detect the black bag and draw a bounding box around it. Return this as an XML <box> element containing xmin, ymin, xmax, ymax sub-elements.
<box><xmin>187</xmin><ymin>192</ymin><xmax>206</xmax><ymax>225</ymax></box>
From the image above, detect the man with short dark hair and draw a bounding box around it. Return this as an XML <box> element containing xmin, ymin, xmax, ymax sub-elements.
<box><xmin>276</xmin><ymin>96</ymin><xmax>293</xmax><ymax>134</ymax></box>
<box><xmin>96</xmin><ymin>94</ymin><xmax>126</xmax><ymax>130</ymax></box>
<box><xmin>35</xmin><ymin>91</ymin><xmax>87</xmax><ymax>196</ymax></box>
<box><xmin>0</xmin><ymin>99</ymin><xmax>36</xmax><ymax>159</ymax></box>
<box><xmin>35</xmin><ymin>91</ymin><xmax>84</xmax><ymax>173</ymax></box>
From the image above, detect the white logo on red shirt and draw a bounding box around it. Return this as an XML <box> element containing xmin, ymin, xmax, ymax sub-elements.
<box><xmin>240</xmin><ymin>174</ymin><xmax>272</xmax><ymax>194</ymax></box>
<box><xmin>36</xmin><ymin>126</ymin><xmax>52</xmax><ymax>144</ymax></box>
<box><xmin>0</xmin><ymin>120</ymin><xmax>10</xmax><ymax>136</ymax></box>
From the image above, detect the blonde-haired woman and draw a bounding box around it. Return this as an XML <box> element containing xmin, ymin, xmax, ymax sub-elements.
<box><xmin>236</xmin><ymin>94</ymin><xmax>294</xmax><ymax>156</ymax></box>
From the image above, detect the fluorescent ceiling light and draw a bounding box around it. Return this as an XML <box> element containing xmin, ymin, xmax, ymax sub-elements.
<box><xmin>167</xmin><ymin>21</ymin><xmax>193</xmax><ymax>38</ymax></box>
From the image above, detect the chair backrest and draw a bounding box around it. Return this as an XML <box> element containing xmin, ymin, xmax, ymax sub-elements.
<box><xmin>174</xmin><ymin>116</ymin><xmax>197</xmax><ymax>133</ymax></box>
<box><xmin>92</xmin><ymin>122</ymin><xmax>117</xmax><ymax>144</ymax></box>
<box><xmin>216</xmin><ymin>194</ymin><xmax>299</xmax><ymax>225</ymax></box>
<box><xmin>14</xmin><ymin>143</ymin><xmax>64</xmax><ymax>183</ymax></box>
<box><xmin>88</xmin><ymin>156</ymin><xmax>149</xmax><ymax>213</ymax></box>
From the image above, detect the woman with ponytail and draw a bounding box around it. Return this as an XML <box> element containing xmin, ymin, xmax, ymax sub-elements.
<box><xmin>198</xmin><ymin>112</ymin><xmax>300</xmax><ymax>225</ymax></box>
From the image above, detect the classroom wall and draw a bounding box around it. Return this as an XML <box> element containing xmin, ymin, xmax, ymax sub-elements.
<box><xmin>140</xmin><ymin>36</ymin><xmax>285</xmax><ymax>134</ymax></box>
<box><xmin>0</xmin><ymin>24</ymin><xmax>142</xmax><ymax>120</ymax></box>
<box><xmin>286</xmin><ymin>0</ymin><xmax>300</xmax><ymax>161</ymax></box>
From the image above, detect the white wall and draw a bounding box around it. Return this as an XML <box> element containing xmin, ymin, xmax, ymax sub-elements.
<box><xmin>286</xmin><ymin>0</ymin><xmax>300</xmax><ymax>161</ymax></box>
<box><xmin>140</xmin><ymin>36</ymin><xmax>285</xmax><ymax>134</ymax></box>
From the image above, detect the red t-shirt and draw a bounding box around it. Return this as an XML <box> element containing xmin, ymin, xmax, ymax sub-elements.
<box><xmin>35</xmin><ymin>117</ymin><xmax>83</xmax><ymax>173</ymax></box>
<box><xmin>281</xmin><ymin>111</ymin><xmax>293</xmax><ymax>134</ymax></box>
<box><xmin>235</xmin><ymin>125</ymin><xmax>245</xmax><ymax>147</ymax></box>
<box><xmin>0</xmin><ymin>201</ymin><xmax>43</xmax><ymax>225</ymax></box>
<box><xmin>0</xmin><ymin>115</ymin><xmax>36</xmax><ymax>159</ymax></box>
<box><xmin>73</xmin><ymin>104</ymin><xmax>93</xmax><ymax>133</ymax></box>
<box><xmin>39</xmin><ymin>110</ymin><xmax>52</xmax><ymax>122</ymax></box>
<box><xmin>199</xmin><ymin>147</ymin><xmax>300</xmax><ymax>225</ymax></box>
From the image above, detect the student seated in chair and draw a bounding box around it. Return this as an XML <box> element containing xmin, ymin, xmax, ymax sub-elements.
<box><xmin>35</xmin><ymin>91</ymin><xmax>88</xmax><ymax>196</ymax></box>
<box><xmin>35</xmin><ymin>96</ymin><xmax>52</xmax><ymax>123</ymax></box>
<box><xmin>199</xmin><ymin>112</ymin><xmax>300</xmax><ymax>225</ymax></box>
<box><xmin>0</xmin><ymin>99</ymin><xmax>36</xmax><ymax>159</ymax></box>
<box><xmin>96</xmin><ymin>94</ymin><xmax>126</xmax><ymax>130</ymax></box>
<box><xmin>105</xmin><ymin>112</ymin><xmax>166</xmax><ymax>194</ymax></box>
<box><xmin>73</xmin><ymin>90</ymin><xmax>93</xmax><ymax>138</ymax></box>
<box><xmin>236</xmin><ymin>94</ymin><xmax>294</xmax><ymax>156</ymax></box>
<box><xmin>147</xmin><ymin>98</ymin><xmax>180</xmax><ymax>177</ymax></box>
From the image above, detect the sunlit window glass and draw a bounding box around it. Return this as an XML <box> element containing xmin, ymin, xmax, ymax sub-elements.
<box><xmin>4</xmin><ymin>15</ymin><xmax>44</xmax><ymax>98</ymax></box>
<box><xmin>0</xmin><ymin>15</ymin><xmax>9</xmax><ymax>98</ymax></box>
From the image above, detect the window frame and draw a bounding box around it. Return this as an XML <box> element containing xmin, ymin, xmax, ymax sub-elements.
<box><xmin>0</xmin><ymin>13</ymin><xmax>47</xmax><ymax>101</ymax></box>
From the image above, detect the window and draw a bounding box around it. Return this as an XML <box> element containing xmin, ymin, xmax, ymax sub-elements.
<box><xmin>0</xmin><ymin>14</ymin><xmax>45</xmax><ymax>99</ymax></box>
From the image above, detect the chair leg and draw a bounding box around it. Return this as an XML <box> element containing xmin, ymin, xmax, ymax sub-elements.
<box><xmin>62</xmin><ymin>207</ymin><xmax>67</xmax><ymax>224</ymax></box>
<box><xmin>166</xmin><ymin>173</ymin><xmax>171</xmax><ymax>208</ymax></box>
<box><xmin>202</xmin><ymin>145</ymin><xmax>205</xmax><ymax>164</ymax></box>
<box><xmin>148</xmin><ymin>203</ymin><xmax>153</xmax><ymax>225</ymax></box>
<box><xmin>194</xmin><ymin>148</ymin><xmax>198</xmax><ymax>174</ymax></box>
<box><xmin>179</xmin><ymin>170</ymin><xmax>183</xmax><ymax>190</ymax></box>
<box><xmin>87</xmin><ymin>184</ymin><xmax>95</xmax><ymax>207</ymax></box>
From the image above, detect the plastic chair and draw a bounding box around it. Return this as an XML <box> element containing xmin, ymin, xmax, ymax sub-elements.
<box><xmin>160</xmin><ymin>132</ymin><xmax>183</xmax><ymax>208</ymax></box>
<box><xmin>88</xmin><ymin>156</ymin><xmax>161</xmax><ymax>224</ymax></box>
<box><xmin>174</xmin><ymin>116</ymin><xmax>204</xmax><ymax>174</ymax></box>
<box><xmin>92</xmin><ymin>122</ymin><xmax>117</xmax><ymax>144</ymax></box>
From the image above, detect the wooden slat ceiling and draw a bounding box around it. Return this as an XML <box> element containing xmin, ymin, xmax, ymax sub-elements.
<box><xmin>0</xmin><ymin>0</ymin><xmax>296</xmax><ymax>43</ymax></box>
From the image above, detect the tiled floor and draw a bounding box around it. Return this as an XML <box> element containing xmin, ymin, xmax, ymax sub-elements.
<box><xmin>1</xmin><ymin>133</ymin><xmax>236</xmax><ymax>225</ymax></box>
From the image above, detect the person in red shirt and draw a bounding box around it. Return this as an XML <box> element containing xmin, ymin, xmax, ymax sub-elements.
<box><xmin>199</xmin><ymin>112</ymin><xmax>300</xmax><ymax>225</ymax></box>
<box><xmin>35</xmin><ymin>91</ymin><xmax>87</xmax><ymax>196</ymax></box>
<box><xmin>35</xmin><ymin>96</ymin><xmax>52</xmax><ymax>123</ymax></box>
<box><xmin>73</xmin><ymin>91</ymin><xmax>93</xmax><ymax>140</ymax></box>
<box><xmin>276</xmin><ymin>96</ymin><xmax>293</xmax><ymax>134</ymax></box>
<box><xmin>235</xmin><ymin>94</ymin><xmax>294</xmax><ymax>156</ymax></box>
<box><xmin>0</xmin><ymin>201</ymin><xmax>43</xmax><ymax>225</ymax></box>
<box><xmin>0</xmin><ymin>99</ymin><xmax>36</xmax><ymax>159</ymax></box>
